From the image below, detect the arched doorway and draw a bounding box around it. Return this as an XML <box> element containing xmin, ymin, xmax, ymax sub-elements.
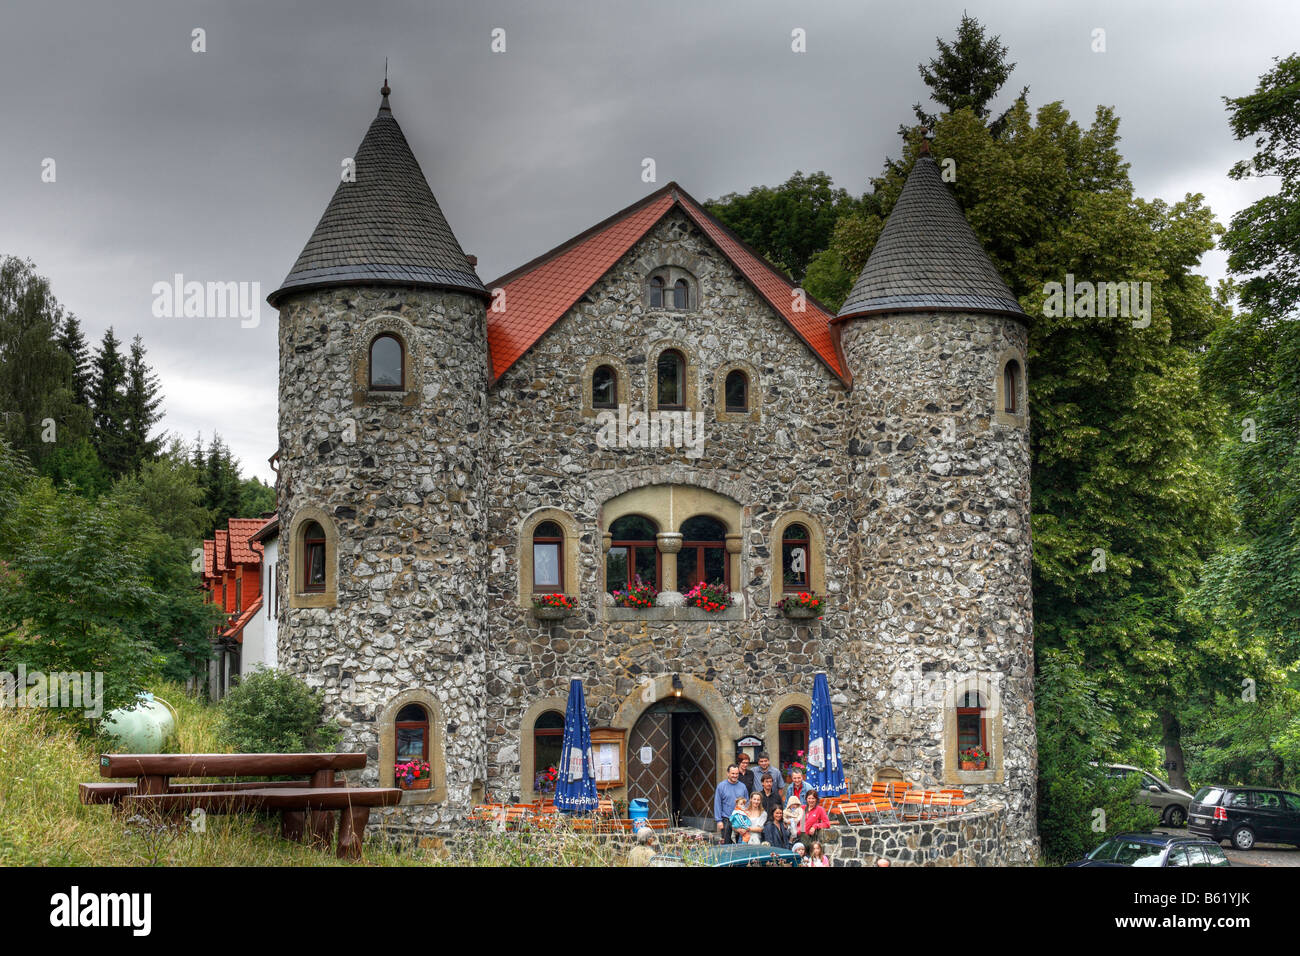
<box><xmin>627</xmin><ymin>699</ymin><xmax>717</xmax><ymax>828</ymax></box>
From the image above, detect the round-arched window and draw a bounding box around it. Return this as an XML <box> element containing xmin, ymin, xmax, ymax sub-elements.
<box><xmin>302</xmin><ymin>521</ymin><xmax>326</xmax><ymax>592</ymax></box>
<box><xmin>673</xmin><ymin>278</ymin><xmax>689</xmax><ymax>309</ymax></box>
<box><xmin>1003</xmin><ymin>359</ymin><xmax>1021</xmax><ymax>414</ymax></box>
<box><xmin>648</xmin><ymin>276</ymin><xmax>665</xmax><ymax>308</ymax></box>
<box><xmin>533</xmin><ymin>710</ymin><xmax>565</xmax><ymax>793</ymax></box>
<box><xmin>724</xmin><ymin>369</ymin><xmax>749</xmax><ymax>412</ymax></box>
<box><xmin>592</xmin><ymin>365</ymin><xmax>617</xmax><ymax>409</ymax></box>
<box><xmin>656</xmin><ymin>350</ymin><xmax>685</xmax><ymax>409</ymax></box>
<box><xmin>396</xmin><ymin>703</ymin><xmax>429</xmax><ymax>762</ymax></box>
<box><xmin>607</xmin><ymin>515</ymin><xmax>659</xmax><ymax>592</ymax></box>
<box><xmin>369</xmin><ymin>334</ymin><xmax>404</xmax><ymax>390</ymax></box>
<box><xmin>680</xmin><ymin>515</ymin><xmax>728</xmax><ymax>590</ymax></box>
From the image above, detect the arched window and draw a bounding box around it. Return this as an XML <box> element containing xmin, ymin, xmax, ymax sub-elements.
<box><xmin>369</xmin><ymin>334</ymin><xmax>404</xmax><ymax>391</ymax></box>
<box><xmin>679</xmin><ymin>515</ymin><xmax>728</xmax><ymax>590</ymax></box>
<box><xmin>302</xmin><ymin>521</ymin><xmax>326</xmax><ymax>592</ymax></box>
<box><xmin>607</xmin><ymin>515</ymin><xmax>659</xmax><ymax>592</ymax></box>
<box><xmin>957</xmin><ymin>690</ymin><xmax>988</xmax><ymax>758</ymax></box>
<box><xmin>1003</xmin><ymin>360</ymin><xmax>1020</xmax><ymax>414</ymax></box>
<box><xmin>395</xmin><ymin>703</ymin><xmax>429</xmax><ymax>763</ymax></box>
<box><xmin>778</xmin><ymin>706</ymin><xmax>809</xmax><ymax>772</ymax></box>
<box><xmin>592</xmin><ymin>364</ymin><xmax>617</xmax><ymax>409</ymax></box>
<box><xmin>656</xmin><ymin>350</ymin><xmax>685</xmax><ymax>410</ymax></box>
<box><xmin>532</xmin><ymin>521</ymin><xmax>564</xmax><ymax>592</ymax></box>
<box><xmin>648</xmin><ymin>276</ymin><xmax>665</xmax><ymax>308</ymax></box>
<box><xmin>781</xmin><ymin>523</ymin><xmax>810</xmax><ymax>591</ymax></box>
<box><xmin>724</xmin><ymin>369</ymin><xmax>749</xmax><ymax>413</ymax></box>
<box><xmin>533</xmin><ymin>710</ymin><xmax>565</xmax><ymax>793</ymax></box>
<box><xmin>673</xmin><ymin>278</ymin><xmax>689</xmax><ymax>310</ymax></box>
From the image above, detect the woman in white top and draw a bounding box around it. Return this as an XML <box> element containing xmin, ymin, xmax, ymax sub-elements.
<box><xmin>746</xmin><ymin>792</ymin><xmax>767</xmax><ymax>843</ymax></box>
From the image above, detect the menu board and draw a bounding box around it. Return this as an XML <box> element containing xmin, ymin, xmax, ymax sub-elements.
<box><xmin>589</xmin><ymin>729</ymin><xmax>625</xmax><ymax>789</ymax></box>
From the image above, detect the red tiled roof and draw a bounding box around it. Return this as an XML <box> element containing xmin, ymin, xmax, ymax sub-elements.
<box><xmin>202</xmin><ymin>539</ymin><xmax>215</xmax><ymax>579</ymax></box>
<box><xmin>485</xmin><ymin>182</ymin><xmax>849</xmax><ymax>385</ymax></box>
<box><xmin>222</xmin><ymin>597</ymin><xmax>263</xmax><ymax>643</ymax></box>
<box><xmin>214</xmin><ymin>530</ymin><xmax>229</xmax><ymax>574</ymax></box>
<box><xmin>227</xmin><ymin>518</ymin><xmax>267</xmax><ymax>564</ymax></box>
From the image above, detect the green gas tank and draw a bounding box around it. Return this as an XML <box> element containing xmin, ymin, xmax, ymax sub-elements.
<box><xmin>101</xmin><ymin>692</ymin><xmax>178</xmax><ymax>753</ymax></box>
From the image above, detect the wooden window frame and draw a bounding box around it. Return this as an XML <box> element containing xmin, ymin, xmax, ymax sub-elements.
<box><xmin>592</xmin><ymin>364</ymin><xmax>618</xmax><ymax>410</ymax></box>
<box><xmin>956</xmin><ymin>706</ymin><xmax>988</xmax><ymax>753</ymax></box>
<box><xmin>303</xmin><ymin>523</ymin><xmax>327</xmax><ymax>593</ymax></box>
<box><xmin>607</xmin><ymin>517</ymin><xmax>661</xmax><ymax>592</ymax></box>
<box><xmin>672</xmin><ymin>278</ymin><xmax>689</xmax><ymax>310</ymax></box>
<box><xmin>368</xmin><ymin>333</ymin><xmax>405</xmax><ymax>392</ymax></box>
<box><xmin>1003</xmin><ymin>360</ymin><xmax>1020</xmax><ymax>414</ymax></box>
<box><xmin>779</xmin><ymin>706</ymin><xmax>809</xmax><ymax>767</ymax></box>
<box><xmin>656</xmin><ymin>349</ymin><xmax>686</xmax><ymax>411</ymax></box>
<box><xmin>679</xmin><ymin>517</ymin><xmax>729</xmax><ymax>590</ymax></box>
<box><xmin>781</xmin><ymin>524</ymin><xmax>811</xmax><ymax>592</ymax></box>
<box><xmin>724</xmin><ymin>369</ymin><xmax>749</xmax><ymax>413</ymax></box>
<box><xmin>533</xmin><ymin>710</ymin><xmax>565</xmax><ymax>782</ymax></box>
<box><xmin>532</xmin><ymin>522</ymin><xmax>564</xmax><ymax>592</ymax></box>
<box><xmin>648</xmin><ymin>276</ymin><xmax>665</xmax><ymax>308</ymax></box>
<box><xmin>395</xmin><ymin>705</ymin><xmax>430</xmax><ymax>763</ymax></box>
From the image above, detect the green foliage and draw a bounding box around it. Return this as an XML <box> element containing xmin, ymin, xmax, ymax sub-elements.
<box><xmin>122</xmin><ymin>335</ymin><xmax>163</xmax><ymax>475</ymax></box>
<box><xmin>218</xmin><ymin>668</ymin><xmax>341</xmax><ymax>753</ymax></box>
<box><xmin>238</xmin><ymin>476</ymin><xmax>276</xmax><ymax>518</ymax></box>
<box><xmin>198</xmin><ymin>434</ymin><xmax>245</xmax><ymax>536</ymax></box>
<box><xmin>916</xmin><ymin>13</ymin><xmax>1018</xmax><ymax>125</ymax></box>
<box><xmin>1182</xmin><ymin>685</ymin><xmax>1300</xmax><ymax>790</ymax></box>
<box><xmin>89</xmin><ymin>327</ymin><xmax>131</xmax><ymax>477</ymax></box>
<box><xmin>1036</xmin><ymin>649</ymin><xmax>1161</xmax><ymax>862</ymax></box>
<box><xmin>0</xmin><ymin>442</ymin><xmax>161</xmax><ymax>731</ymax></box>
<box><xmin>705</xmin><ymin>171</ymin><xmax>873</xmax><ymax>282</ymax></box>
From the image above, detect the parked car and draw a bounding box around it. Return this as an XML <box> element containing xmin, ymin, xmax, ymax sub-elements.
<box><xmin>1100</xmin><ymin>763</ymin><xmax>1194</xmax><ymax>826</ymax></box>
<box><xmin>649</xmin><ymin>843</ymin><xmax>803</xmax><ymax>867</ymax></box>
<box><xmin>1067</xmin><ymin>832</ymin><xmax>1231</xmax><ymax>867</ymax></box>
<box><xmin>1187</xmin><ymin>786</ymin><xmax>1300</xmax><ymax>850</ymax></box>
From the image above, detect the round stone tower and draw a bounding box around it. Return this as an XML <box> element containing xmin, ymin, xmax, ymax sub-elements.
<box><xmin>834</xmin><ymin>143</ymin><xmax>1036</xmax><ymax>862</ymax></box>
<box><xmin>267</xmin><ymin>82</ymin><xmax>490</xmax><ymax>827</ymax></box>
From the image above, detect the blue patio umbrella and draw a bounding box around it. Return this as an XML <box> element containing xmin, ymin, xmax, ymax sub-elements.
<box><xmin>806</xmin><ymin>672</ymin><xmax>848</xmax><ymax>797</ymax></box>
<box><xmin>554</xmin><ymin>678</ymin><xmax>599</xmax><ymax>813</ymax></box>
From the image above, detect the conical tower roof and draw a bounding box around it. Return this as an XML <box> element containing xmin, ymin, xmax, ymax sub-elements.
<box><xmin>268</xmin><ymin>84</ymin><xmax>487</xmax><ymax>307</ymax></box>
<box><xmin>836</xmin><ymin>149</ymin><xmax>1025</xmax><ymax>322</ymax></box>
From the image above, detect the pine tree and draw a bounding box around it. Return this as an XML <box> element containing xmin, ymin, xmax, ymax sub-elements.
<box><xmin>90</xmin><ymin>327</ymin><xmax>131</xmax><ymax>477</ymax></box>
<box><xmin>122</xmin><ymin>334</ymin><xmax>163</xmax><ymax>473</ymax></box>
<box><xmin>57</xmin><ymin>314</ymin><xmax>91</xmax><ymax>408</ymax></box>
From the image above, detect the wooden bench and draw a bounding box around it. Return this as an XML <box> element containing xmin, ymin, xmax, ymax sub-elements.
<box><xmin>86</xmin><ymin>753</ymin><xmax>399</xmax><ymax>859</ymax></box>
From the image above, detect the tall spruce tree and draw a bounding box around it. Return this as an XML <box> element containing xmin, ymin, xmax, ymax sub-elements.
<box><xmin>57</xmin><ymin>314</ymin><xmax>92</xmax><ymax>408</ymax></box>
<box><xmin>90</xmin><ymin>327</ymin><xmax>131</xmax><ymax>477</ymax></box>
<box><xmin>122</xmin><ymin>334</ymin><xmax>163</xmax><ymax>473</ymax></box>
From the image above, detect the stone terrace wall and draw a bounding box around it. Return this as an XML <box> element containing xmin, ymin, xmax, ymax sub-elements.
<box><xmin>831</xmin><ymin>804</ymin><xmax>1008</xmax><ymax>866</ymax></box>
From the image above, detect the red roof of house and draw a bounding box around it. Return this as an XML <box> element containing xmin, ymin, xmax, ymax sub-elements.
<box><xmin>485</xmin><ymin>182</ymin><xmax>849</xmax><ymax>386</ymax></box>
<box><xmin>213</xmin><ymin>530</ymin><xmax>229</xmax><ymax>574</ymax></box>
<box><xmin>227</xmin><ymin>518</ymin><xmax>267</xmax><ymax>563</ymax></box>
<box><xmin>202</xmin><ymin>539</ymin><xmax>215</xmax><ymax>579</ymax></box>
<box><xmin>222</xmin><ymin>596</ymin><xmax>263</xmax><ymax>642</ymax></box>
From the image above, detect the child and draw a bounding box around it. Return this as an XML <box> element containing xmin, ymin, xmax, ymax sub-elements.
<box><xmin>809</xmin><ymin>841</ymin><xmax>830</xmax><ymax>867</ymax></box>
<box><xmin>793</xmin><ymin>842</ymin><xmax>808</xmax><ymax>866</ymax></box>
<box><xmin>729</xmin><ymin>797</ymin><xmax>752</xmax><ymax>844</ymax></box>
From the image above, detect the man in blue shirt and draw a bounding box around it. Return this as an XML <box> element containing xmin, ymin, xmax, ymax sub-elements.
<box><xmin>754</xmin><ymin>752</ymin><xmax>784</xmax><ymax>799</ymax></box>
<box><xmin>713</xmin><ymin>764</ymin><xmax>748</xmax><ymax>843</ymax></box>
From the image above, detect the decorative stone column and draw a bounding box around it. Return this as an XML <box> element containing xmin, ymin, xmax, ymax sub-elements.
<box><xmin>726</xmin><ymin>532</ymin><xmax>743</xmax><ymax>600</ymax></box>
<box><xmin>657</xmin><ymin>532</ymin><xmax>683</xmax><ymax>606</ymax></box>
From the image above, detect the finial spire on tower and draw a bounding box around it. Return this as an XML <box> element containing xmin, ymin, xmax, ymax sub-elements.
<box><xmin>380</xmin><ymin>59</ymin><xmax>391</xmax><ymax>111</ymax></box>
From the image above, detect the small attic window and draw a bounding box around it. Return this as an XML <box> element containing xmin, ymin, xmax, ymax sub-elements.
<box><xmin>646</xmin><ymin>268</ymin><xmax>696</xmax><ymax>311</ymax></box>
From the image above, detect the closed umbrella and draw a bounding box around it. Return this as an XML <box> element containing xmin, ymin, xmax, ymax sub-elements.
<box><xmin>554</xmin><ymin>678</ymin><xmax>599</xmax><ymax>813</ymax></box>
<box><xmin>806</xmin><ymin>672</ymin><xmax>847</xmax><ymax>797</ymax></box>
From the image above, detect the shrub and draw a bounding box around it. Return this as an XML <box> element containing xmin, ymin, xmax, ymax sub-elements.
<box><xmin>218</xmin><ymin>668</ymin><xmax>341</xmax><ymax>753</ymax></box>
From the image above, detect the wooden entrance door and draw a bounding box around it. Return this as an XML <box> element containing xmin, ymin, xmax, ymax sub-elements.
<box><xmin>627</xmin><ymin>700</ymin><xmax>717</xmax><ymax>825</ymax></box>
<box><xmin>627</xmin><ymin>711</ymin><xmax>671</xmax><ymax>817</ymax></box>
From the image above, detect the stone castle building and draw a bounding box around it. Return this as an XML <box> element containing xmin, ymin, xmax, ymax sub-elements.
<box><xmin>266</xmin><ymin>84</ymin><xmax>1036</xmax><ymax>862</ymax></box>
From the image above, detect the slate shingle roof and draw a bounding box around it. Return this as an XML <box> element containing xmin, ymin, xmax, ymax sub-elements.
<box><xmin>267</xmin><ymin>90</ymin><xmax>487</xmax><ymax>307</ymax></box>
<box><xmin>486</xmin><ymin>182</ymin><xmax>849</xmax><ymax>384</ymax></box>
<box><xmin>836</xmin><ymin>153</ymin><xmax>1026</xmax><ymax>322</ymax></box>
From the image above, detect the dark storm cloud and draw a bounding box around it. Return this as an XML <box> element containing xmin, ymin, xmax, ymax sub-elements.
<box><xmin>0</xmin><ymin>0</ymin><xmax>1293</xmax><ymax>480</ymax></box>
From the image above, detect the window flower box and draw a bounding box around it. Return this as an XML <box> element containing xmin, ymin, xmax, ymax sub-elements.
<box><xmin>532</xmin><ymin>593</ymin><xmax>576</xmax><ymax>621</ymax></box>
<box><xmin>777</xmin><ymin>591</ymin><xmax>824</xmax><ymax>619</ymax></box>
<box><xmin>683</xmin><ymin>580</ymin><xmax>730</xmax><ymax>613</ymax></box>
<box><xmin>395</xmin><ymin>760</ymin><xmax>432</xmax><ymax>789</ymax></box>
<box><xmin>959</xmin><ymin>747</ymin><xmax>988</xmax><ymax>771</ymax></box>
<box><xmin>612</xmin><ymin>578</ymin><xmax>658</xmax><ymax>609</ymax></box>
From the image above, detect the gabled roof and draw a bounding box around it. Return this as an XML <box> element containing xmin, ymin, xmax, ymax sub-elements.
<box><xmin>250</xmin><ymin>516</ymin><xmax>279</xmax><ymax>544</ymax></box>
<box><xmin>214</xmin><ymin>530</ymin><xmax>229</xmax><ymax>574</ymax></box>
<box><xmin>202</xmin><ymin>540</ymin><xmax>215</xmax><ymax>579</ymax></box>
<box><xmin>222</xmin><ymin>597</ymin><xmax>263</xmax><ymax>643</ymax></box>
<box><xmin>267</xmin><ymin>85</ymin><xmax>487</xmax><ymax>307</ymax></box>
<box><xmin>227</xmin><ymin>518</ymin><xmax>267</xmax><ymax>564</ymax></box>
<box><xmin>486</xmin><ymin>182</ymin><xmax>849</xmax><ymax>385</ymax></box>
<box><xmin>836</xmin><ymin>151</ymin><xmax>1026</xmax><ymax>323</ymax></box>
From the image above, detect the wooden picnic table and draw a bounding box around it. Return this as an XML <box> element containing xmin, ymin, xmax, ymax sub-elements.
<box><xmin>86</xmin><ymin>752</ymin><xmax>398</xmax><ymax>859</ymax></box>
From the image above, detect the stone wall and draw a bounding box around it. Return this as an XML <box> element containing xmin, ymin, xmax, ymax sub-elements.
<box><xmin>275</xmin><ymin>286</ymin><xmax>490</xmax><ymax>829</ymax></box>
<box><xmin>832</xmin><ymin>804</ymin><xmax>1009</xmax><ymax>866</ymax></box>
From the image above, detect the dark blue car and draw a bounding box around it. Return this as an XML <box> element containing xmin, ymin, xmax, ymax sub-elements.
<box><xmin>1067</xmin><ymin>831</ymin><xmax>1230</xmax><ymax>867</ymax></box>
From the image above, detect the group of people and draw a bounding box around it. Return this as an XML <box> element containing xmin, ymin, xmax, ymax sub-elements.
<box><xmin>713</xmin><ymin>752</ymin><xmax>833</xmax><ymax>865</ymax></box>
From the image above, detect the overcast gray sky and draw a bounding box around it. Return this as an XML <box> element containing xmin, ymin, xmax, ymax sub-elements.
<box><xmin>1</xmin><ymin>0</ymin><xmax>1293</xmax><ymax>482</ymax></box>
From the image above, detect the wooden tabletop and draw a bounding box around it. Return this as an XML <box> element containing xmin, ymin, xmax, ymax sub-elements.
<box><xmin>99</xmin><ymin>753</ymin><xmax>368</xmax><ymax>778</ymax></box>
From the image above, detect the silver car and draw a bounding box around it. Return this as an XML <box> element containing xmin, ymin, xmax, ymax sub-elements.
<box><xmin>1105</xmin><ymin>764</ymin><xmax>1194</xmax><ymax>827</ymax></box>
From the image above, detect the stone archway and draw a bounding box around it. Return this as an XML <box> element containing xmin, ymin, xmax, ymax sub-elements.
<box><xmin>626</xmin><ymin>698</ymin><xmax>717</xmax><ymax>826</ymax></box>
